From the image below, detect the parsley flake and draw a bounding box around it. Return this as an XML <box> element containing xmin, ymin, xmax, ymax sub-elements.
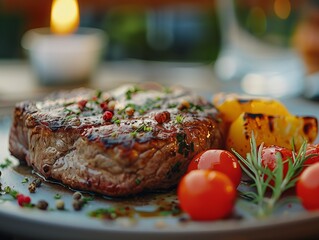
<box><xmin>21</xmin><ymin>177</ymin><xmax>29</xmax><ymax>183</ymax></box>
<box><xmin>54</xmin><ymin>193</ymin><xmax>62</xmax><ymax>199</ymax></box>
<box><xmin>0</xmin><ymin>158</ymin><xmax>12</xmax><ymax>169</ymax></box>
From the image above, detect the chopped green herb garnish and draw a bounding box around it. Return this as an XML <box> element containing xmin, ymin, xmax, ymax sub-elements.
<box><xmin>82</xmin><ymin>196</ymin><xmax>94</xmax><ymax>204</ymax></box>
<box><xmin>4</xmin><ymin>186</ymin><xmax>19</xmax><ymax>198</ymax></box>
<box><xmin>65</xmin><ymin>114</ymin><xmax>78</xmax><ymax>120</ymax></box>
<box><xmin>130</xmin><ymin>131</ymin><xmax>138</xmax><ymax>138</ymax></box>
<box><xmin>63</xmin><ymin>102</ymin><xmax>75</xmax><ymax>107</ymax></box>
<box><xmin>168</xmin><ymin>103</ymin><xmax>178</xmax><ymax>108</ymax></box>
<box><xmin>119</xmin><ymin>97</ymin><xmax>162</xmax><ymax>116</ymax></box>
<box><xmin>96</xmin><ymin>90</ymin><xmax>102</xmax><ymax>99</ymax></box>
<box><xmin>21</xmin><ymin>177</ymin><xmax>29</xmax><ymax>183</ymax></box>
<box><xmin>83</xmin><ymin>106</ymin><xmax>94</xmax><ymax>112</ymax></box>
<box><xmin>111</xmin><ymin>117</ymin><xmax>121</xmax><ymax>125</ymax></box>
<box><xmin>88</xmin><ymin>99</ymin><xmax>99</xmax><ymax>105</ymax></box>
<box><xmin>159</xmin><ymin>211</ymin><xmax>172</xmax><ymax>216</ymax></box>
<box><xmin>135</xmin><ymin>178</ymin><xmax>141</xmax><ymax>185</ymax></box>
<box><xmin>176</xmin><ymin>133</ymin><xmax>194</xmax><ymax>158</ymax></box>
<box><xmin>130</xmin><ymin>123</ymin><xmax>153</xmax><ymax>138</ymax></box>
<box><xmin>64</xmin><ymin>108</ymin><xmax>73</xmax><ymax>113</ymax></box>
<box><xmin>117</xmin><ymin>103</ymin><xmax>137</xmax><ymax>115</ymax></box>
<box><xmin>125</xmin><ymin>86</ymin><xmax>142</xmax><ymax>100</ymax></box>
<box><xmin>0</xmin><ymin>158</ymin><xmax>12</xmax><ymax>169</ymax></box>
<box><xmin>54</xmin><ymin>193</ymin><xmax>62</xmax><ymax>199</ymax></box>
<box><xmin>189</xmin><ymin>103</ymin><xmax>204</xmax><ymax>112</ymax></box>
<box><xmin>4</xmin><ymin>186</ymin><xmax>11</xmax><ymax>193</ymax></box>
<box><xmin>110</xmin><ymin>132</ymin><xmax>118</xmax><ymax>138</ymax></box>
<box><xmin>143</xmin><ymin>126</ymin><xmax>152</xmax><ymax>132</ymax></box>
<box><xmin>88</xmin><ymin>206</ymin><xmax>134</xmax><ymax>220</ymax></box>
<box><xmin>64</xmin><ymin>108</ymin><xmax>80</xmax><ymax>115</ymax></box>
<box><xmin>23</xmin><ymin>203</ymin><xmax>35</xmax><ymax>209</ymax></box>
<box><xmin>138</xmin><ymin>109</ymin><xmax>146</xmax><ymax>114</ymax></box>
<box><xmin>176</xmin><ymin>115</ymin><xmax>184</xmax><ymax>124</ymax></box>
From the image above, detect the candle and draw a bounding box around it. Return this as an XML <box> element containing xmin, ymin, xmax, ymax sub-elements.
<box><xmin>21</xmin><ymin>0</ymin><xmax>106</xmax><ymax>86</ymax></box>
<box><xmin>51</xmin><ymin>0</ymin><xmax>79</xmax><ymax>34</ymax></box>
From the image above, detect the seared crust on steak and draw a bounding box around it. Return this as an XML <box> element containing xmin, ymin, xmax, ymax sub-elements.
<box><xmin>9</xmin><ymin>84</ymin><xmax>225</xmax><ymax>196</ymax></box>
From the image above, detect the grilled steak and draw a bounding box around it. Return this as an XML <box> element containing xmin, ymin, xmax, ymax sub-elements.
<box><xmin>9</xmin><ymin>84</ymin><xmax>225</xmax><ymax>197</ymax></box>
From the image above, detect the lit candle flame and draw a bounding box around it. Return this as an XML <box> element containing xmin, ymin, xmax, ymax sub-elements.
<box><xmin>51</xmin><ymin>0</ymin><xmax>79</xmax><ymax>34</ymax></box>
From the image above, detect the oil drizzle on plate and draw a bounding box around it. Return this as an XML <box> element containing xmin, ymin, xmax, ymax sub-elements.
<box><xmin>11</xmin><ymin>162</ymin><xmax>185</xmax><ymax>220</ymax></box>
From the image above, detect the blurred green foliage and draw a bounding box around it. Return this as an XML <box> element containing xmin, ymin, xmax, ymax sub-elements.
<box><xmin>102</xmin><ymin>7</ymin><xmax>220</xmax><ymax>62</ymax></box>
<box><xmin>0</xmin><ymin>4</ymin><xmax>221</xmax><ymax>62</ymax></box>
<box><xmin>235</xmin><ymin>0</ymin><xmax>300</xmax><ymax>47</ymax></box>
<box><xmin>0</xmin><ymin>11</ymin><xmax>24</xmax><ymax>58</ymax></box>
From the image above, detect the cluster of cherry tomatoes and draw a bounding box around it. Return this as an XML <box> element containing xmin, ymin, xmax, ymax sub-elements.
<box><xmin>177</xmin><ymin>145</ymin><xmax>319</xmax><ymax>221</ymax></box>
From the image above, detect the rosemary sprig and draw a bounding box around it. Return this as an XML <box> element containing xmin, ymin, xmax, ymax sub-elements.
<box><xmin>233</xmin><ymin>133</ymin><xmax>308</xmax><ymax>218</ymax></box>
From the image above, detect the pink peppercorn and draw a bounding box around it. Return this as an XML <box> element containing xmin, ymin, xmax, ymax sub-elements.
<box><xmin>77</xmin><ymin>100</ymin><xmax>88</xmax><ymax>111</ymax></box>
<box><xmin>155</xmin><ymin>111</ymin><xmax>170</xmax><ymax>124</ymax></box>
<box><xmin>103</xmin><ymin>111</ymin><xmax>113</xmax><ymax>122</ymax></box>
<box><xmin>100</xmin><ymin>102</ymin><xmax>108</xmax><ymax>112</ymax></box>
<box><xmin>17</xmin><ymin>194</ymin><xmax>31</xmax><ymax>207</ymax></box>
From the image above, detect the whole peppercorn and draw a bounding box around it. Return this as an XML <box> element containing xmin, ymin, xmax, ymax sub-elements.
<box><xmin>178</xmin><ymin>100</ymin><xmax>190</xmax><ymax>111</ymax></box>
<box><xmin>103</xmin><ymin>111</ymin><xmax>113</xmax><ymax>122</ymax></box>
<box><xmin>55</xmin><ymin>200</ymin><xmax>65</xmax><ymax>210</ymax></box>
<box><xmin>72</xmin><ymin>199</ymin><xmax>84</xmax><ymax>211</ymax></box>
<box><xmin>125</xmin><ymin>107</ymin><xmax>135</xmax><ymax>117</ymax></box>
<box><xmin>28</xmin><ymin>183</ymin><xmax>36</xmax><ymax>193</ymax></box>
<box><xmin>33</xmin><ymin>178</ymin><xmax>42</xmax><ymax>188</ymax></box>
<box><xmin>37</xmin><ymin>200</ymin><xmax>48</xmax><ymax>210</ymax></box>
<box><xmin>107</xmin><ymin>101</ymin><xmax>116</xmax><ymax>111</ymax></box>
<box><xmin>72</xmin><ymin>191</ymin><xmax>82</xmax><ymax>200</ymax></box>
<box><xmin>155</xmin><ymin>111</ymin><xmax>170</xmax><ymax>124</ymax></box>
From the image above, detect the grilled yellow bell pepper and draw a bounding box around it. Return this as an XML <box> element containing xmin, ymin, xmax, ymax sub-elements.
<box><xmin>213</xmin><ymin>93</ymin><xmax>318</xmax><ymax>157</ymax></box>
<box><xmin>226</xmin><ymin>112</ymin><xmax>318</xmax><ymax>157</ymax></box>
<box><xmin>213</xmin><ymin>93</ymin><xmax>290</xmax><ymax>123</ymax></box>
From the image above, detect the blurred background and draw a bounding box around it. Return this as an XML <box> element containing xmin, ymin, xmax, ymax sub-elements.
<box><xmin>0</xmin><ymin>0</ymin><xmax>220</xmax><ymax>62</ymax></box>
<box><xmin>0</xmin><ymin>0</ymin><xmax>314</xmax><ymax>63</ymax></box>
<box><xmin>1</xmin><ymin>0</ymin><xmax>319</xmax><ymax>97</ymax></box>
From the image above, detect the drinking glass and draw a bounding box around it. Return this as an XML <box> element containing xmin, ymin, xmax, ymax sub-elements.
<box><xmin>214</xmin><ymin>0</ymin><xmax>306</xmax><ymax>97</ymax></box>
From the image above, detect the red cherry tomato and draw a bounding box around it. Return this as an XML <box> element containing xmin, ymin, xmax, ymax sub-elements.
<box><xmin>296</xmin><ymin>162</ymin><xmax>319</xmax><ymax>211</ymax></box>
<box><xmin>305</xmin><ymin>144</ymin><xmax>319</xmax><ymax>165</ymax></box>
<box><xmin>187</xmin><ymin>149</ymin><xmax>242</xmax><ymax>188</ymax></box>
<box><xmin>261</xmin><ymin>146</ymin><xmax>294</xmax><ymax>186</ymax></box>
<box><xmin>177</xmin><ymin>170</ymin><xmax>236</xmax><ymax>221</ymax></box>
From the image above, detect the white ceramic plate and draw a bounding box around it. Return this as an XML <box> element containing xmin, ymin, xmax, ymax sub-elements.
<box><xmin>0</xmin><ymin>110</ymin><xmax>319</xmax><ymax>240</ymax></box>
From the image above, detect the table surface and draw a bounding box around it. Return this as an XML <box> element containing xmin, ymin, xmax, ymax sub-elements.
<box><xmin>1</xmin><ymin>59</ymin><xmax>319</xmax><ymax>115</ymax></box>
<box><xmin>1</xmin><ymin>60</ymin><xmax>319</xmax><ymax>240</ymax></box>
